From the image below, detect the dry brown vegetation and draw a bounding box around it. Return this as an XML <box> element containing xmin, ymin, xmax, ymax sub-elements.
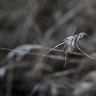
<box><xmin>0</xmin><ymin>0</ymin><xmax>96</xmax><ymax>96</ymax></box>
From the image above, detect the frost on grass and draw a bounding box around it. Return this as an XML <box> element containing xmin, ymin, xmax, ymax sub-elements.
<box><xmin>39</xmin><ymin>32</ymin><xmax>96</xmax><ymax>67</ymax></box>
<box><xmin>5</xmin><ymin>33</ymin><xmax>96</xmax><ymax>65</ymax></box>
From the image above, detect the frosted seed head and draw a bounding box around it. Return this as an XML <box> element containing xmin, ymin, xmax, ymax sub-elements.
<box><xmin>79</xmin><ymin>32</ymin><xmax>86</xmax><ymax>38</ymax></box>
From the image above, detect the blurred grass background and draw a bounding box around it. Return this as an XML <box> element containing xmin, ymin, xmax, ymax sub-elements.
<box><xmin>0</xmin><ymin>0</ymin><xmax>96</xmax><ymax>96</ymax></box>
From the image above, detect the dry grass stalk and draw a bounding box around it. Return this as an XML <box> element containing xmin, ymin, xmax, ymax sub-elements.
<box><xmin>39</xmin><ymin>32</ymin><xmax>96</xmax><ymax>67</ymax></box>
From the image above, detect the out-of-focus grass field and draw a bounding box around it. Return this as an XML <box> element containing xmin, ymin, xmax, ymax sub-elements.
<box><xmin>0</xmin><ymin>0</ymin><xmax>96</xmax><ymax>96</ymax></box>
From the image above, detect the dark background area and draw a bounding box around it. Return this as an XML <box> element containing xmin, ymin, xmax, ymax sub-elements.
<box><xmin>0</xmin><ymin>0</ymin><xmax>96</xmax><ymax>96</ymax></box>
